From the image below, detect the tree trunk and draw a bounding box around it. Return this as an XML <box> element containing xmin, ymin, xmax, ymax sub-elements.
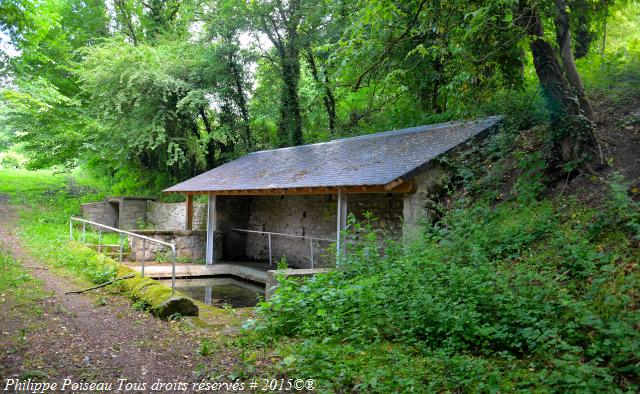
<box><xmin>304</xmin><ymin>47</ymin><xmax>337</xmax><ymax>133</ymax></box>
<box><xmin>554</xmin><ymin>0</ymin><xmax>595</xmax><ymax>121</ymax></box>
<box><xmin>277</xmin><ymin>0</ymin><xmax>303</xmax><ymax>147</ymax></box>
<box><xmin>601</xmin><ymin>0</ymin><xmax>608</xmax><ymax>57</ymax></box>
<box><xmin>200</xmin><ymin>108</ymin><xmax>219</xmax><ymax>169</ymax></box>
<box><xmin>278</xmin><ymin>45</ymin><xmax>303</xmax><ymax>146</ymax></box>
<box><xmin>227</xmin><ymin>49</ymin><xmax>252</xmax><ymax>149</ymax></box>
<box><xmin>573</xmin><ymin>13</ymin><xmax>594</xmax><ymax>59</ymax></box>
<box><xmin>113</xmin><ymin>0</ymin><xmax>138</xmax><ymax>45</ymax></box>
<box><xmin>518</xmin><ymin>3</ymin><xmax>602</xmax><ymax>171</ymax></box>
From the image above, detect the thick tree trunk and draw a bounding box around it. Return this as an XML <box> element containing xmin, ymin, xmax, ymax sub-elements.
<box><xmin>601</xmin><ymin>0</ymin><xmax>608</xmax><ymax>57</ymax></box>
<box><xmin>200</xmin><ymin>108</ymin><xmax>219</xmax><ymax>169</ymax></box>
<box><xmin>305</xmin><ymin>48</ymin><xmax>337</xmax><ymax>133</ymax></box>
<box><xmin>279</xmin><ymin>46</ymin><xmax>303</xmax><ymax>146</ymax></box>
<box><xmin>518</xmin><ymin>3</ymin><xmax>602</xmax><ymax>170</ymax></box>
<box><xmin>554</xmin><ymin>0</ymin><xmax>595</xmax><ymax>121</ymax></box>
<box><xmin>278</xmin><ymin>0</ymin><xmax>303</xmax><ymax>147</ymax></box>
<box><xmin>573</xmin><ymin>13</ymin><xmax>594</xmax><ymax>59</ymax></box>
<box><xmin>227</xmin><ymin>51</ymin><xmax>252</xmax><ymax>149</ymax></box>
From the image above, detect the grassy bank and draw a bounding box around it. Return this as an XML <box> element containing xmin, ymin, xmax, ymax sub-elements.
<box><xmin>240</xmin><ymin>175</ymin><xmax>639</xmax><ymax>392</ymax></box>
<box><xmin>0</xmin><ymin>169</ymin><xmax>121</xmax><ymax>284</ymax></box>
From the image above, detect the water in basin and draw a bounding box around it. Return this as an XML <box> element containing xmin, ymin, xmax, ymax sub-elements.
<box><xmin>159</xmin><ymin>277</ymin><xmax>264</xmax><ymax>308</ymax></box>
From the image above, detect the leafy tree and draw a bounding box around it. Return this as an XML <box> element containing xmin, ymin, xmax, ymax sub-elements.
<box><xmin>77</xmin><ymin>37</ymin><xmax>255</xmax><ymax>178</ymax></box>
<box><xmin>1</xmin><ymin>0</ymin><xmax>109</xmax><ymax>168</ymax></box>
<box><xmin>516</xmin><ymin>0</ymin><xmax>601</xmax><ymax>170</ymax></box>
<box><xmin>334</xmin><ymin>0</ymin><xmax>608</xmax><ymax>171</ymax></box>
<box><xmin>245</xmin><ymin>0</ymin><xmax>311</xmax><ymax>146</ymax></box>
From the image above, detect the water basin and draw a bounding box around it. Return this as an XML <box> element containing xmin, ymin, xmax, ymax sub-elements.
<box><xmin>159</xmin><ymin>277</ymin><xmax>264</xmax><ymax>308</ymax></box>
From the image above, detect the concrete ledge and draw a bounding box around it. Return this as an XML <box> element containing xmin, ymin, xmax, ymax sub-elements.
<box><xmin>128</xmin><ymin>262</ymin><xmax>269</xmax><ymax>284</ymax></box>
<box><xmin>265</xmin><ymin>268</ymin><xmax>333</xmax><ymax>300</ymax></box>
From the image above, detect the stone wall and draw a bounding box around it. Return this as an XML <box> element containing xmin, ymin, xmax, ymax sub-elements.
<box><xmin>146</xmin><ymin>201</ymin><xmax>207</xmax><ymax>230</ymax></box>
<box><xmin>80</xmin><ymin>201</ymin><xmax>118</xmax><ymax>228</ymax></box>
<box><xmin>243</xmin><ymin>193</ymin><xmax>404</xmax><ymax>268</ymax></box>
<box><xmin>402</xmin><ymin>164</ymin><xmax>445</xmax><ymax>240</ymax></box>
<box><xmin>81</xmin><ymin>197</ymin><xmax>151</xmax><ymax>230</ymax></box>
<box><xmin>118</xmin><ymin>198</ymin><xmax>149</xmax><ymax>229</ymax></box>
<box><xmin>128</xmin><ymin>230</ymin><xmax>212</xmax><ymax>262</ymax></box>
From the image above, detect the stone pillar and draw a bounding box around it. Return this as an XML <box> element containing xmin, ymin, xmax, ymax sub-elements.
<box><xmin>206</xmin><ymin>194</ymin><xmax>217</xmax><ymax>265</ymax></box>
<box><xmin>402</xmin><ymin>165</ymin><xmax>442</xmax><ymax>240</ymax></box>
<box><xmin>336</xmin><ymin>191</ymin><xmax>348</xmax><ymax>258</ymax></box>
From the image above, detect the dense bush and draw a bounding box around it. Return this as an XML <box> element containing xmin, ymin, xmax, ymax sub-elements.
<box><xmin>249</xmin><ymin>179</ymin><xmax>640</xmax><ymax>392</ymax></box>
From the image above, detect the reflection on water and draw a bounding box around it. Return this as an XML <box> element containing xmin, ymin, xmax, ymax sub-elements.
<box><xmin>159</xmin><ymin>277</ymin><xmax>264</xmax><ymax>308</ymax></box>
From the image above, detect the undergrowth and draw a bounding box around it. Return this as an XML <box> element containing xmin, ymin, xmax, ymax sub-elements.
<box><xmin>243</xmin><ymin>172</ymin><xmax>640</xmax><ymax>392</ymax></box>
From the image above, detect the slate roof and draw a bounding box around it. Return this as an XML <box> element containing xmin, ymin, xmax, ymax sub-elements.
<box><xmin>164</xmin><ymin>116</ymin><xmax>502</xmax><ymax>194</ymax></box>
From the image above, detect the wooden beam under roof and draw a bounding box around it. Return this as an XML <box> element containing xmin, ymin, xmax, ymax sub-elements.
<box><xmin>167</xmin><ymin>180</ymin><xmax>414</xmax><ymax>196</ymax></box>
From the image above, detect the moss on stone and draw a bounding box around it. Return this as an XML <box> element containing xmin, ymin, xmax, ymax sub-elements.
<box><xmin>68</xmin><ymin>242</ymin><xmax>199</xmax><ymax>318</ymax></box>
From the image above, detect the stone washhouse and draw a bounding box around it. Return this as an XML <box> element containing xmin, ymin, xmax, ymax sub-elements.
<box><xmin>161</xmin><ymin>116</ymin><xmax>502</xmax><ymax>269</ymax></box>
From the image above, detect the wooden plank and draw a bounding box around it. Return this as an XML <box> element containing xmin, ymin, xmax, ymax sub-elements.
<box><xmin>384</xmin><ymin>177</ymin><xmax>404</xmax><ymax>191</ymax></box>
<box><xmin>388</xmin><ymin>179</ymin><xmax>416</xmax><ymax>193</ymax></box>
<box><xmin>185</xmin><ymin>194</ymin><xmax>193</xmax><ymax>230</ymax></box>
<box><xmin>165</xmin><ymin>182</ymin><xmax>416</xmax><ymax>196</ymax></box>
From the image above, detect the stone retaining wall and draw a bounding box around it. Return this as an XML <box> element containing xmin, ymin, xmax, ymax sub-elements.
<box><xmin>80</xmin><ymin>197</ymin><xmax>153</xmax><ymax>230</ymax></box>
<box><xmin>118</xmin><ymin>198</ymin><xmax>148</xmax><ymax>229</ymax></box>
<box><xmin>146</xmin><ymin>201</ymin><xmax>207</xmax><ymax>230</ymax></box>
<box><xmin>128</xmin><ymin>230</ymin><xmax>213</xmax><ymax>263</ymax></box>
<box><xmin>80</xmin><ymin>201</ymin><xmax>118</xmax><ymax>228</ymax></box>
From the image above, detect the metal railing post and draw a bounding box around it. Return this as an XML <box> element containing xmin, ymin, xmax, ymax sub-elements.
<box><xmin>231</xmin><ymin>228</ymin><xmax>333</xmax><ymax>268</ymax></box>
<box><xmin>69</xmin><ymin>217</ymin><xmax>177</xmax><ymax>289</ymax></box>
<box><xmin>119</xmin><ymin>233</ymin><xmax>124</xmax><ymax>263</ymax></box>
<box><xmin>141</xmin><ymin>239</ymin><xmax>146</xmax><ymax>278</ymax></box>
<box><xmin>171</xmin><ymin>247</ymin><xmax>176</xmax><ymax>293</ymax></box>
<box><xmin>98</xmin><ymin>228</ymin><xmax>102</xmax><ymax>253</ymax></box>
<box><xmin>81</xmin><ymin>223</ymin><xmax>86</xmax><ymax>244</ymax></box>
<box><xmin>267</xmin><ymin>233</ymin><xmax>272</xmax><ymax>267</ymax></box>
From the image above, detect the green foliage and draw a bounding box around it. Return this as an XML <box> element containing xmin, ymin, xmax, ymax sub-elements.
<box><xmin>198</xmin><ymin>338</ymin><xmax>215</xmax><ymax>357</ymax></box>
<box><xmin>79</xmin><ymin>39</ymin><xmax>204</xmax><ymax>173</ymax></box>
<box><xmin>249</xmin><ymin>182</ymin><xmax>640</xmax><ymax>392</ymax></box>
<box><xmin>1</xmin><ymin>0</ymin><xmax>109</xmax><ymax>169</ymax></box>
<box><xmin>513</xmin><ymin>151</ymin><xmax>547</xmax><ymax>202</ymax></box>
<box><xmin>0</xmin><ymin>150</ymin><xmax>24</xmax><ymax>169</ymax></box>
<box><xmin>1</xmin><ymin>0</ymin><xmax>638</xmax><ymax>190</ymax></box>
<box><xmin>133</xmin><ymin>299</ymin><xmax>151</xmax><ymax>311</ymax></box>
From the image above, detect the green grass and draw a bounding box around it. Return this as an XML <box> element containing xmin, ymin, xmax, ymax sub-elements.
<box><xmin>0</xmin><ymin>169</ymin><xmax>69</xmax><ymax>202</ymax></box>
<box><xmin>0</xmin><ymin>251</ymin><xmax>48</xmax><ymax>368</ymax></box>
<box><xmin>0</xmin><ymin>168</ymin><xmax>119</xmax><ymax>283</ymax></box>
<box><xmin>0</xmin><ymin>251</ymin><xmax>47</xmax><ymax>316</ymax></box>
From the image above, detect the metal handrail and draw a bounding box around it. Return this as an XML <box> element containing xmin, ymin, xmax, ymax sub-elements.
<box><xmin>232</xmin><ymin>228</ymin><xmax>333</xmax><ymax>269</ymax></box>
<box><xmin>69</xmin><ymin>217</ymin><xmax>177</xmax><ymax>292</ymax></box>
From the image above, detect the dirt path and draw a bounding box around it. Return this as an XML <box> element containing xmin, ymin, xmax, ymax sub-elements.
<box><xmin>0</xmin><ymin>197</ymin><xmax>235</xmax><ymax>392</ymax></box>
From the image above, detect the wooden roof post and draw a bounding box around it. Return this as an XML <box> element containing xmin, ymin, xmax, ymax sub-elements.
<box><xmin>205</xmin><ymin>194</ymin><xmax>217</xmax><ymax>265</ymax></box>
<box><xmin>185</xmin><ymin>194</ymin><xmax>194</xmax><ymax>231</ymax></box>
